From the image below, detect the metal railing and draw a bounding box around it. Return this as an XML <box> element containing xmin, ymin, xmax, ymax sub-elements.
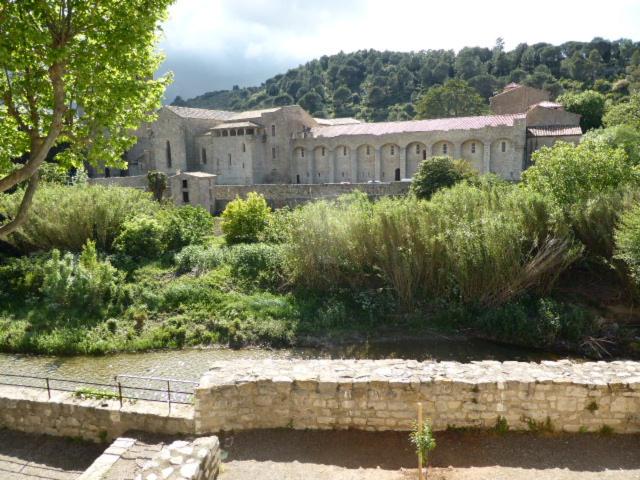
<box><xmin>0</xmin><ymin>372</ymin><xmax>199</xmax><ymax>411</ymax></box>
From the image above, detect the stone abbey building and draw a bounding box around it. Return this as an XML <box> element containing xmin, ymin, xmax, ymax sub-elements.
<box><xmin>89</xmin><ymin>84</ymin><xmax>581</xmax><ymax>211</ymax></box>
<box><xmin>110</xmin><ymin>83</ymin><xmax>581</xmax><ymax>187</ymax></box>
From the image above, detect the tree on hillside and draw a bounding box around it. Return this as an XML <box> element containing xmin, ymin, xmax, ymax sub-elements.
<box><xmin>557</xmin><ymin>90</ymin><xmax>606</xmax><ymax>131</ymax></box>
<box><xmin>0</xmin><ymin>0</ymin><xmax>172</xmax><ymax>239</ymax></box>
<box><xmin>415</xmin><ymin>79</ymin><xmax>487</xmax><ymax>119</ymax></box>
<box><xmin>603</xmin><ymin>93</ymin><xmax>640</xmax><ymax>130</ymax></box>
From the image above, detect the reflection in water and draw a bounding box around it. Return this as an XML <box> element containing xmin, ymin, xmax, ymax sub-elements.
<box><xmin>0</xmin><ymin>336</ymin><xmax>566</xmax><ymax>385</ymax></box>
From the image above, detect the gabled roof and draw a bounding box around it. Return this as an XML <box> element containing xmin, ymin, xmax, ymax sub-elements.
<box><xmin>309</xmin><ymin>114</ymin><xmax>525</xmax><ymax>138</ymax></box>
<box><xmin>228</xmin><ymin>108</ymin><xmax>282</xmax><ymax>121</ymax></box>
<box><xmin>314</xmin><ymin>117</ymin><xmax>362</xmax><ymax>126</ymax></box>
<box><xmin>527</xmin><ymin>125</ymin><xmax>583</xmax><ymax>137</ymax></box>
<box><xmin>165</xmin><ymin>105</ymin><xmax>235</xmax><ymax>121</ymax></box>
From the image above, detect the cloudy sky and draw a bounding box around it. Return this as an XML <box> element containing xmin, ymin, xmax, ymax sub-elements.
<box><xmin>158</xmin><ymin>0</ymin><xmax>640</xmax><ymax>102</ymax></box>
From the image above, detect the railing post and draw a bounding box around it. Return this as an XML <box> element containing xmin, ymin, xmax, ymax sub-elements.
<box><xmin>167</xmin><ymin>380</ymin><xmax>171</xmax><ymax>413</ymax></box>
<box><xmin>45</xmin><ymin>378</ymin><xmax>51</xmax><ymax>399</ymax></box>
<box><xmin>118</xmin><ymin>382</ymin><xmax>123</xmax><ymax>408</ymax></box>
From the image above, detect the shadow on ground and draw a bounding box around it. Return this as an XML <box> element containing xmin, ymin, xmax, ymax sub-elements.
<box><xmin>221</xmin><ymin>429</ymin><xmax>640</xmax><ymax>472</ymax></box>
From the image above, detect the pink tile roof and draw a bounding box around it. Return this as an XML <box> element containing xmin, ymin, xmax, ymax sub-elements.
<box><xmin>309</xmin><ymin>114</ymin><xmax>526</xmax><ymax>138</ymax></box>
<box><xmin>527</xmin><ymin>125</ymin><xmax>583</xmax><ymax>137</ymax></box>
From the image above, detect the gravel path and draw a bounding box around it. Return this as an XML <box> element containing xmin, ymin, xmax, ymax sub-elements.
<box><xmin>218</xmin><ymin>429</ymin><xmax>640</xmax><ymax>480</ymax></box>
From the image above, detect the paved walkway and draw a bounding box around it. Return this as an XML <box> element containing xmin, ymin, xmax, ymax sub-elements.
<box><xmin>0</xmin><ymin>429</ymin><xmax>103</xmax><ymax>480</ymax></box>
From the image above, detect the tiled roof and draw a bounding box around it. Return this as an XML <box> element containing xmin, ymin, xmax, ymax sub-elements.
<box><xmin>503</xmin><ymin>82</ymin><xmax>522</xmax><ymax>91</ymax></box>
<box><xmin>314</xmin><ymin>117</ymin><xmax>362</xmax><ymax>126</ymax></box>
<box><xmin>527</xmin><ymin>125</ymin><xmax>582</xmax><ymax>137</ymax></box>
<box><xmin>228</xmin><ymin>108</ymin><xmax>282</xmax><ymax>121</ymax></box>
<box><xmin>211</xmin><ymin>121</ymin><xmax>261</xmax><ymax>130</ymax></box>
<box><xmin>165</xmin><ymin>105</ymin><xmax>235</xmax><ymax>121</ymax></box>
<box><xmin>309</xmin><ymin>114</ymin><xmax>525</xmax><ymax>138</ymax></box>
<box><xmin>531</xmin><ymin>101</ymin><xmax>563</xmax><ymax>109</ymax></box>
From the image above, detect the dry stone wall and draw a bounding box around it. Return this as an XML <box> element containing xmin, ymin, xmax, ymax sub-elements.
<box><xmin>136</xmin><ymin>437</ymin><xmax>220</xmax><ymax>480</ymax></box>
<box><xmin>0</xmin><ymin>386</ymin><xmax>194</xmax><ymax>442</ymax></box>
<box><xmin>194</xmin><ymin>359</ymin><xmax>640</xmax><ymax>434</ymax></box>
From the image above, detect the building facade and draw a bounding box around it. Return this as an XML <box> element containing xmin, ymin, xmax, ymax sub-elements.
<box><xmin>103</xmin><ymin>84</ymin><xmax>581</xmax><ymax>185</ymax></box>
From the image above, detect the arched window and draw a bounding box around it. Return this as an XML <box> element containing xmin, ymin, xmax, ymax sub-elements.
<box><xmin>442</xmin><ymin>143</ymin><xmax>448</xmax><ymax>155</ymax></box>
<box><xmin>416</xmin><ymin>144</ymin><xmax>420</xmax><ymax>154</ymax></box>
<box><xmin>343</xmin><ymin>146</ymin><xmax>347</xmax><ymax>156</ymax></box>
<box><xmin>501</xmin><ymin>141</ymin><xmax>506</xmax><ymax>153</ymax></box>
<box><xmin>395</xmin><ymin>168</ymin><xmax>401</xmax><ymax>181</ymax></box>
<box><xmin>366</xmin><ymin>146</ymin><xmax>370</xmax><ymax>155</ymax></box>
<box><xmin>166</xmin><ymin>141</ymin><xmax>172</xmax><ymax>168</ymax></box>
<box><xmin>321</xmin><ymin>147</ymin><xmax>325</xmax><ymax>156</ymax></box>
<box><xmin>471</xmin><ymin>142</ymin><xmax>476</xmax><ymax>154</ymax></box>
<box><xmin>201</xmin><ymin>148</ymin><xmax>207</xmax><ymax>164</ymax></box>
<box><xmin>422</xmin><ymin>150</ymin><xmax>427</xmax><ymax>160</ymax></box>
<box><xmin>296</xmin><ymin>174</ymin><xmax>300</xmax><ymax>184</ymax></box>
<box><xmin>301</xmin><ymin>148</ymin><xmax>305</xmax><ymax>158</ymax></box>
<box><xmin>271</xmin><ymin>125</ymin><xmax>276</xmax><ymax>137</ymax></box>
<box><xmin>242</xmin><ymin>143</ymin><xmax>246</xmax><ymax>153</ymax></box>
<box><xmin>390</xmin><ymin>145</ymin><xmax>395</xmax><ymax>155</ymax></box>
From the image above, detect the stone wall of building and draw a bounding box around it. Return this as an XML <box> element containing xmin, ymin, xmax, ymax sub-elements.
<box><xmin>89</xmin><ymin>175</ymin><xmax>150</xmax><ymax>189</ymax></box>
<box><xmin>194</xmin><ymin>359</ymin><xmax>640</xmax><ymax>434</ymax></box>
<box><xmin>213</xmin><ymin>181</ymin><xmax>411</xmax><ymax>211</ymax></box>
<box><xmin>0</xmin><ymin>386</ymin><xmax>194</xmax><ymax>442</ymax></box>
<box><xmin>136</xmin><ymin>437</ymin><xmax>220</xmax><ymax>480</ymax></box>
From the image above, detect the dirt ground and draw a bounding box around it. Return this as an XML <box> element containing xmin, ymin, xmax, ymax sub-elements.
<box><xmin>0</xmin><ymin>429</ymin><xmax>103</xmax><ymax>480</ymax></box>
<box><xmin>218</xmin><ymin>429</ymin><xmax>640</xmax><ymax>480</ymax></box>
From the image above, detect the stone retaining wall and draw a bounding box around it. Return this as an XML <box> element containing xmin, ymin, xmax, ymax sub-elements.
<box><xmin>194</xmin><ymin>359</ymin><xmax>640</xmax><ymax>434</ymax></box>
<box><xmin>0</xmin><ymin>385</ymin><xmax>194</xmax><ymax>442</ymax></box>
<box><xmin>136</xmin><ymin>437</ymin><xmax>220</xmax><ymax>480</ymax></box>
<box><xmin>213</xmin><ymin>182</ymin><xmax>411</xmax><ymax>211</ymax></box>
<box><xmin>77</xmin><ymin>437</ymin><xmax>137</xmax><ymax>480</ymax></box>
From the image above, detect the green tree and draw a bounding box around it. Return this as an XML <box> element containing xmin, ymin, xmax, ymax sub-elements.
<box><xmin>415</xmin><ymin>79</ymin><xmax>487</xmax><ymax>119</ymax></box>
<box><xmin>603</xmin><ymin>93</ymin><xmax>640</xmax><ymax>130</ymax></box>
<box><xmin>557</xmin><ymin>90</ymin><xmax>606</xmax><ymax>131</ymax></box>
<box><xmin>410</xmin><ymin>156</ymin><xmax>474</xmax><ymax>200</ymax></box>
<box><xmin>0</xmin><ymin>0</ymin><xmax>172</xmax><ymax>239</ymax></box>
<box><xmin>221</xmin><ymin>192</ymin><xmax>272</xmax><ymax>244</ymax></box>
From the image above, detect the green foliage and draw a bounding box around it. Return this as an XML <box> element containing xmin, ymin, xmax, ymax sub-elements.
<box><xmin>615</xmin><ymin>204</ymin><xmax>640</xmax><ymax>283</ymax></box>
<box><xmin>525</xmin><ymin>416</ymin><xmax>554</xmax><ymax>433</ymax></box>
<box><xmin>0</xmin><ymin>0</ymin><xmax>172</xmax><ymax>171</ymax></box>
<box><xmin>147</xmin><ymin>171</ymin><xmax>168</xmax><ymax>201</ymax></box>
<box><xmin>558</xmin><ymin>90</ymin><xmax>606</xmax><ymax>131</ymax></box>
<box><xmin>0</xmin><ymin>184</ymin><xmax>160</xmax><ymax>253</ymax></box>
<box><xmin>523</xmin><ymin>142</ymin><xmax>637</xmax><ymax>207</ymax></box>
<box><xmin>41</xmin><ymin>241</ymin><xmax>126</xmax><ymax>316</ymax></box>
<box><xmin>114</xmin><ymin>216</ymin><xmax>165</xmax><ymax>260</ymax></box>
<box><xmin>415</xmin><ymin>79</ymin><xmax>487</xmax><ymax>119</ymax></box>
<box><xmin>410</xmin><ymin>419</ymin><xmax>436</xmax><ymax>464</ymax></box>
<box><xmin>494</xmin><ymin>416</ymin><xmax>509</xmax><ymax>434</ymax></box>
<box><xmin>603</xmin><ymin>93</ymin><xmax>640</xmax><ymax>130</ymax></box>
<box><xmin>221</xmin><ymin>192</ymin><xmax>272</xmax><ymax>244</ymax></box>
<box><xmin>582</xmin><ymin>125</ymin><xmax>640</xmax><ymax>165</ymax></box>
<box><xmin>175</xmin><ymin>40</ymin><xmax>639</xmax><ymax>122</ymax></box>
<box><xmin>225</xmin><ymin>243</ymin><xmax>286</xmax><ymax>289</ymax></box>
<box><xmin>410</xmin><ymin>156</ymin><xmax>476</xmax><ymax>200</ymax></box>
<box><xmin>160</xmin><ymin>205</ymin><xmax>214</xmax><ymax>252</ymax></box>
<box><xmin>74</xmin><ymin>387</ymin><xmax>119</xmax><ymax>401</ymax></box>
<box><xmin>174</xmin><ymin>244</ymin><xmax>224</xmax><ymax>275</ymax></box>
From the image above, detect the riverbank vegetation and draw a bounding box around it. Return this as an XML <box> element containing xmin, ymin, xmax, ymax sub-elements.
<box><xmin>1</xmin><ymin>136</ymin><xmax>640</xmax><ymax>357</ymax></box>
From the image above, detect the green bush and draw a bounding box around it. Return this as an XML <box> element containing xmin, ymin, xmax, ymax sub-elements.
<box><xmin>615</xmin><ymin>204</ymin><xmax>640</xmax><ymax>284</ymax></box>
<box><xmin>113</xmin><ymin>215</ymin><xmax>165</xmax><ymax>260</ymax></box>
<box><xmin>221</xmin><ymin>192</ymin><xmax>272</xmax><ymax>244</ymax></box>
<box><xmin>0</xmin><ymin>184</ymin><xmax>160</xmax><ymax>253</ymax></box>
<box><xmin>40</xmin><ymin>241</ymin><xmax>127</xmax><ymax>315</ymax></box>
<box><xmin>174</xmin><ymin>244</ymin><xmax>224</xmax><ymax>275</ymax></box>
<box><xmin>410</xmin><ymin>156</ymin><xmax>477</xmax><ymax>200</ymax></box>
<box><xmin>160</xmin><ymin>205</ymin><xmax>214</xmax><ymax>251</ymax></box>
<box><xmin>522</xmin><ymin>142</ymin><xmax>637</xmax><ymax>207</ymax></box>
<box><xmin>225</xmin><ymin>243</ymin><xmax>286</xmax><ymax>289</ymax></box>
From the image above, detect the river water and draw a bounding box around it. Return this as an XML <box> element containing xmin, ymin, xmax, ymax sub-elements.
<box><xmin>0</xmin><ymin>336</ymin><xmax>563</xmax><ymax>386</ymax></box>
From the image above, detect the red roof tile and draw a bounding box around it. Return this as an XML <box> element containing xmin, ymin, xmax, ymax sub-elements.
<box><xmin>310</xmin><ymin>114</ymin><xmax>525</xmax><ymax>138</ymax></box>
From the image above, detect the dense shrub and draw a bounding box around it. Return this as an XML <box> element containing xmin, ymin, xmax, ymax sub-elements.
<box><xmin>113</xmin><ymin>215</ymin><xmax>165</xmax><ymax>260</ymax></box>
<box><xmin>225</xmin><ymin>243</ymin><xmax>286</xmax><ymax>289</ymax></box>
<box><xmin>0</xmin><ymin>184</ymin><xmax>160</xmax><ymax>253</ymax></box>
<box><xmin>285</xmin><ymin>184</ymin><xmax>575</xmax><ymax>309</ymax></box>
<box><xmin>410</xmin><ymin>156</ymin><xmax>476</xmax><ymax>200</ymax></box>
<box><xmin>615</xmin><ymin>204</ymin><xmax>640</xmax><ymax>283</ymax></box>
<box><xmin>582</xmin><ymin>125</ymin><xmax>640</xmax><ymax>165</ymax></box>
<box><xmin>221</xmin><ymin>192</ymin><xmax>272</xmax><ymax>244</ymax></box>
<box><xmin>160</xmin><ymin>205</ymin><xmax>214</xmax><ymax>251</ymax></box>
<box><xmin>174</xmin><ymin>244</ymin><xmax>224</xmax><ymax>275</ymax></box>
<box><xmin>522</xmin><ymin>142</ymin><xmax>637</xmax><ymax>207</ymax></box>
<box><xmin>40</xmin><ymin>241</ymin><xmax>126</xmax><ymax>315</ymax></box>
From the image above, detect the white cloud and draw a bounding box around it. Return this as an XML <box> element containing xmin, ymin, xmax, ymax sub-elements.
<box><xmin>158</xmin><ymin>0</ymin><xmax>640</xmax><ymax>100</ymax></box>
